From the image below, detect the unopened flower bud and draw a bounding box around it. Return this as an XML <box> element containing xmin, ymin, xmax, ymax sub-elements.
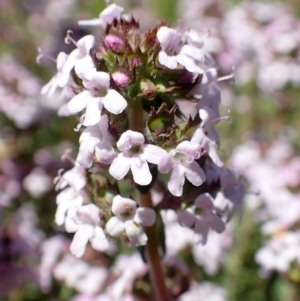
<box><xmin>104</xmin><ymin>35</ymin><xmax>124</xmax><ymax>53</ymax></box>
<box><xmin>130</xmin><ymin>57</ymin><xmax>142</xmax><ymax>68</ymax></box>
<box><xmin>111</xmin><ymin>71</ymin><xmax>131</xmax><ymax>88</ymax></box>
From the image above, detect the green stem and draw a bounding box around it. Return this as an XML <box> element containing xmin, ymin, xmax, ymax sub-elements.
<box><xmin>129</xmin><ymin>102</ymin><xmax>171</xmax><ymax>301</ymax></box>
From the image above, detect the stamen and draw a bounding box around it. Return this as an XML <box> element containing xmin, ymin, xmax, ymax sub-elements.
<box><xmin>64</xmin><ymin>30</ymin><xmax>78</xmax><ymax>47</ymax></box>
<box><xmin>74</xmin><ymin>115</ymin><xmax>85</xmax><ymax>132</ymax></box>
<box><xmin>177</xmin><ymin>19</ymin><xmax>188</xmax><ymax>34</ymax></box>
<box><xmin>206</xmin><ymin>108</ymin><xmax>232</xmax><ymax>125</ymax></box>
<box><xmin>246</xmin><ymin>189</ymin><xmax>260</xmax><ymax>196</ymax></box>
<box><xmin>218</xmin><ymin>67</ymin><xmax>235</xmax><ymax>83</ymax></box>
<box><xmin>53</xmin><ymin>168</ymin><xmax>65</xmax><ymax>185</ymax></box>
<box><xmin>36</xmin><ymin>47</ymin><xmax>56</xmax><ymax>64</ymax></box>
<box><xmin>61</xmin><ymin>149</ymin><xmax>76</xmax><ymax>165</ymax></box>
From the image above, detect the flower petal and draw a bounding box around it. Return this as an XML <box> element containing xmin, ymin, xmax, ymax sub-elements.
<box><xmin>209</xmin><ymin>214</ymin><xmax>226</xmax><ymax>234</ymax></box>
<box><xmin>70</xmin><ymin>224</ymin><xmax>93</xmax><ymax>257</ymax></box>
<box><xmin>83</xmin><ymin>100</ymin><xmax>102</xmax><ymax>126</ymax></box>
<box><xmin>158</xmin><ymin>152</ymin><xmax>173</xmax><ymax>174</ymax></box>
<box><xmin>75</xmin><ymin>55</ymin><xmax>96</xmax><ymax>79</ymax></box>
<box><xmin>77</xmin><ymin>203</ymin><xmax>101</xmax><ymax>225</ymax></box>
<box><xmin>131</xmin><ymin>156</ymin><xmax>152</xmax><ymax>185</ymax></box>
<box><xmin>125</xmin><ymin>220</ymin><xmax>148</xmax><ymax>246</ymax></box>
<box><xmin>99</xmin><ymin>4</ymin><xmax>124</xmax><ymax>24</ymax></box>
<box><xmin>77</xmin><ymin>35</ymin><xmax>95</xmax><ymax>55</ymax></box>
<box><xmin>178</xmin><ymin>209</ymin><xmax>196</xmax><ymax>228</ymax></box>
<box><xmin>68</xmin><ymin>90</ymin><xmax>91</xmax><ymax>113</ymax></box>
<box><xmin>109</xmin><ymin>153</ymin><xmax>131</xmax><ymax>180</ymax></box>
<box><xmin>106</xmin><ymin>216</ymin><xmax>125</xmax><ymax>237</ymax></box>
<box><xmin>168</xmin><ymin>165</ymin><xmax>185</xmax><ymax>197</ymax></box>
<box><xmin>184</xmin><ymin>162</ymin><xmax>206</xmax><ymax>187</ymax></box>
<box><xmin>83</xmin><ymin>71</ymin><xmax>110</xmax><ymax>92</ymax></box>
<box><xmin>194</xmin><ymin>220</ymin><xmax>209</xmax><ymax>245</ymax></box>
<box><xmin>76</xmin><ymin>139</ymin><xmax>95</xmax><ymax>168</ymax></box>
<box><xmin>117</xmin><ymin>130</ymin><xmax>145</xmax><ymax>151</ymax></box>
<box><xmin>180</xmin><ymin>44</ymin><xmax>205</xmax><ymax>62</ymax></box>
<box><xmin>102</xmin><ymin>89</ymin><xmax>127</xmax><ymax>114</ymax></box>
<box><xmin>176</xmin><ymin>54</ymin><xmax>203</xmax><ymax>73</ymax></box>
<box><xmin>95</xmin><ymin>138</ymin><xmax>116</xmax><ymax>164</ymax></box>
<box><xmin>157</xmin><ymin>26</ymin><xmax>180</xmax><ymax>49</ymax></box>
<box><xmin>91</xmin><ymin>227</ymin><xmax>109</xmax><ymax>251</ymax></box>
<box><xmin>158</xmin><ymin>51</ymin><xmax>177</xmax><ymax>69</ymax></box>
<box><xmin>134</xmin><ymin>207</ymin><xmax>156</xmax><ymax>227</ymax></box>
<box><xmin>143</xmin><ymin>144</ymin><xmax>167</xmax><ymax>164</ymax></box>
<box><xmin>111</xmin><ymin>195</ymin><xmax>136</xmax><ymax>218</ymax></box>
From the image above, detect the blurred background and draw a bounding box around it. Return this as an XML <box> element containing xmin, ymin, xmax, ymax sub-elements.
<box><xmin>1</xmin><ymin>0</ymin><xmax>300</xmax><ymax>300</ymax></box>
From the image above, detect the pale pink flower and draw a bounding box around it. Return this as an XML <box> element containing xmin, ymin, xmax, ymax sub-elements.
<box><xmin>178</xmin><ymin>193</ymin><xmax>225</xmax><ymax>244</ymax></box>
<box><xmin>158</xmin><ymin>140</ymin><xmax>205</xmax><ymax>196</ymax></box>
<box><xmin>68</xmin><ymin>56</ymin><xmax>127</xmax><ymax>126</ymax></box>
<box><xmin>65</xmin><ymin>204</ymin><xmax>109</xmax><ymax>257</ymax></box>
<box><xmin>106</xmin><ymin>195</ymin><xmax>156</xmax><ymax>246</ymax></box>
<box><xmin>77</xmin><ymin>114</ymin><xmax>116</xmax><ymax>168</ymax></box>
<box><xmin>54</xmin><ymin>163</ymin><xmax>87</xmax><ymax>192</ymax></box>
<box><xmin>62</xmin><ymin>35</ymin><xmax>95</xmax><ymax>83</ymax></box>
<box><xmin>41</xmin><ymin>52</ymin><xmax>69</xmax><ymax>97</ymax></box>
<box><xmin>39</xmin><ymin>235</ymin><xmax>67</xmax><ymax>292</ymax></box>
<box><xmin>191</xmin><ymin>106</ymin><xmax>223</xmax><ymax>167</ymax></box>
<box><xmin>55</xmin><ymin>187</ymin><xmax>89</xmax><ymax>226</ymax></box>
<box><xmin>53</xmin><ymin>254</ymin><xmax>107</xmax><ymax>294</ymax></box>
<box><xmin>255</xmin><ymin>231</ymin><xmax>300</xmax><ymax>273</ymax></box>
<box><xmin>109</xmin><ymin>130</ymin><xmax>166</xmax><ymax>185</ymax></box>
<box><xmin>157</xmin><ymin>26</ymin><xmax>205</xmax><ymax>73</ymax></box>
<box><xmin>109</xmin><ymin>253</ymin><xmax>148</xmax><ymax>299</ymax></box>
<box><xmin>179</xmin><ymin>281</ymin><xmax>227</xmax><ymax>301</ymax></box>
<box><xmin>22</xmin><ymin>167</ymin><xmax>52</xmax><ymax>197</ymax></box>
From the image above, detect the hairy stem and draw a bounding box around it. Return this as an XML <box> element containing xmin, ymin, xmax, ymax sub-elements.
<box><xmin>129</xmin><ymin>102</ymin><xmax>171</xmax><ymax>301</ymax></box>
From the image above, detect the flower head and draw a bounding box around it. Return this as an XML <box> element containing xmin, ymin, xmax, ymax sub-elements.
<box><xmin>109</xmin><ymin>130</ymin><xmax>166</xmax><ymax>186</ymax></box>
<box><xmin>158</xmin><ymin>140</ymin><xmax>206</xmax><ymax>196</ymax></box>
<box><xmin>65</xmin><ymin>204</ymin><xmax>109</xmax><ymax>257</ymax></box>
<box><xmin>178</xmin><ymin>193</ymin><xmax>226</xmax><ymax>244</ymax></box>
<box><xmin>106</xmin><ymin>195</ymin><xmax>156</xmax><ymax>246</ymax></box>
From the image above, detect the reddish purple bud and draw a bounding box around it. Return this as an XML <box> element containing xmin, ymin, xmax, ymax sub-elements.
<box><xmin>104</xmin><ymin>35</ymin><xmax>124</xmax><ymax>53</ymax></box>
<box><xmin>131</xmin><ymin>57</ymin><xmax>142</xmax><ymax>68</ymax></box>
<box><xmin>112</xmin><ymin>71</ymin><xmax>131</xmax><ymax>88</ymax></box>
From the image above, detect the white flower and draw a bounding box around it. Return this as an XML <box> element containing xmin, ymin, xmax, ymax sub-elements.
<box><xmin>54</xmin><ymin>163</ymin><xmax>87</xmax><ymax>192</ymax></box>
<box><xmin>157</xmin><ymin>26</ymin><xmax>205</xmax><ymax>73</ymax></box>
<box><xmin>158</xmin><ymin>140</ymin><xmax>206</xmax><ymax>196</ymax></box>
<box><xmin>55</xmin><ymin>187</ymin><xmax>88</xmax><ymax>226</ymax></box>
<box><xmin>22</xmin><ymin>167</ymin><xmax>52</xmax><ymax>197</ymax></box>
<box><xmin>65</xmin><ymin>204</ymin><xmax>109</xmax><ymax>257</ymax></box>
<box><xmin>109</xmin><ymin>130</ymin><xmax>166</xmax><ymax>185</ymax></box>
<box><xmin>77</xmin><ymin>114</ymin><xmax>116</xmax><ymax>167</ymax></box>
<box><xmin>68</xmin><ymin>56</ymin><xmax>127</xmax><ymax>126</ymax></box>
<box><xmin>191</xmin><ymin>106</ymin><xmax>223</xmax><ymax>167</ymax></box>
<box><xmin>106</xmin><ymin>195</ymin><xmax>156</xmax><ymax>246</ymax></box>
<box><xmin>179</xmin><ymin>281</ymin><xmax>227</xmax><ymax>301</ymax></box>
<box><xmin>62</xmin><ymin>35</ymin><xmax>95</xmax><ymax>83</ymax></box>
<box><xmin>41</xmin><ymin>52</ymin><xmax>69</xmax><ymax>97</ymax></box>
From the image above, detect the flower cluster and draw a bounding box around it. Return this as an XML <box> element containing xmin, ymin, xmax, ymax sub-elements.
<box><xmin>231</xmin><ymin>137</ymin><xmax>300</xmax><ymax>277</ymax></box>
<box><xmin>180</xmin><ymin>0</ymin><xmax>300</xmax><ymax>95</ymax></box>
<box><xmin>44</xmin><ymin>3</ymin><xmax>243</xmax><ymax>261</ymax></box>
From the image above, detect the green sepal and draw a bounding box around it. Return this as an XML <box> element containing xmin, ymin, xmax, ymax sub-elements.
<box><xmin>147</xmin><ymin>102</ymin><xmax>176</xmax><ymax>133</ymax></box>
